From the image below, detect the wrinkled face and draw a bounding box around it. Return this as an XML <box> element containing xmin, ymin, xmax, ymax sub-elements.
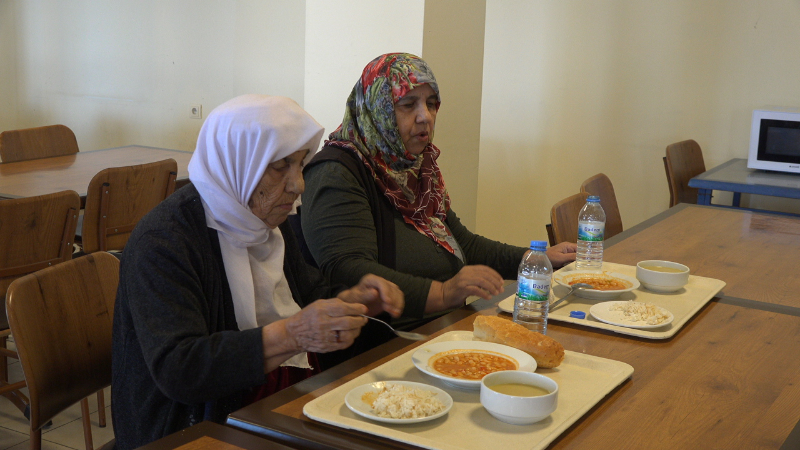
<box><xmin>248</xmin><ymin>149</ymin><xmax>309</xmax><ymax>228</ymax></box>
<box><xmin>394</xmin><ymin>84</ymin><xmax>438</xmax><ymax>156</ymax></box>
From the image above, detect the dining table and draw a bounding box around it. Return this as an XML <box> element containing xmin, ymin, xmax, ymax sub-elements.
<box><xmin>688</xmin><ymin>157</ymin><xmax>800</xmax><ymax>213</ymax></box>
<box><xmin>136</xmin><ymin>421</ymin><xmax>297</xmax><ymax>450</ymax></box>
<box><xmin>226</xmin><ymin>204</ymin><xmax>800</xmax><ymax>450</ymax></box>
<box><xmin>0</xmin><ymin>145</ymin><xmax>193</xmax><ymax>207</ymax></box>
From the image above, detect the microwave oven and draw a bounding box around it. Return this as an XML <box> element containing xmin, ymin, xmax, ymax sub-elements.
<box><xmin>747</xmin><ymin>109</ymin><xmax>800</xmax><ymax>174</ymax></box>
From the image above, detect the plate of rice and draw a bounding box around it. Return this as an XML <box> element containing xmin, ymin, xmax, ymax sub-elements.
<box><xmin>345</xmin><ymin>381</ymin><xmax>453</xmax><ymax>424</ymax></box>
<box><xmin>589</xmin><ymin>300</ymin><xmax>674</xmax><ymax>329</ymax></box>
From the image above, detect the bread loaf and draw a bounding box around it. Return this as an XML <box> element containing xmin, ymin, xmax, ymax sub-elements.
<box><xmin>473</xmin><ymin>315</ymin><xmax>565</xmax><ymax>368</ymax></box>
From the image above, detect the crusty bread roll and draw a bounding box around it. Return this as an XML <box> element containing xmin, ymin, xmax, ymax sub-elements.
<box><xmin>473</xmin><ymin>315</ymin><xmax>565</xmax><ymax>368</ymax></box>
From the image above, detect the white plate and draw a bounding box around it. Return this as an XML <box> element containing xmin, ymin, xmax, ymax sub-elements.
<box><xmin>497</xmin><ymin>295</ymin><xmax>514</xmax><ymax>313</ymax></box>
<box><xmin>589</xmin><ymin>301</ymin><xmax>674</xmax><ymax>329</ymax></box>
<box><xmin>344</xmin><ymin>380</ymin><xmax>453</xmax><ymax>424</ymax></box>
<box><xmin>553</xmin><ymin>270</ymin><xmax>640</xmax><ymax>300</ymax></box>
<box><xmin>412</xmin><ymin>340</ymin><xmax>537</xmax><ymax>390</ymax></box>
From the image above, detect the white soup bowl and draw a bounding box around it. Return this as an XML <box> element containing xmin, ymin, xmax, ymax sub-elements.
<box><xmin>480</xmin><ymin>370</ymin><xmax>558</xmax><ymax>425</ymax></box>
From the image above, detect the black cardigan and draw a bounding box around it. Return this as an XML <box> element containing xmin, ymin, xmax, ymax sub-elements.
<box><xmin>112</xmin><ymin>184</ymin><xmax>341</xmax><ymax>450</ymax></box>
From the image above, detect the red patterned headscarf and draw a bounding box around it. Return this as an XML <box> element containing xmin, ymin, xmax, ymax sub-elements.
<box><xmin>326</xmin><ymin>53</ymin><xmax>463</xmax><ymax>260</ymax></box>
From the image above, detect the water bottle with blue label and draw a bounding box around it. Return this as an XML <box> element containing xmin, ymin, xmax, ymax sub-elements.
<box><xmin>513</xmin><ymin>240</ymin><xmax>553</xmax><ymax>334</ymax></box>
<box><xmin>576</xmin><ymin>195</ymin><xmax>606</xmax><ymax>270</ymax></box>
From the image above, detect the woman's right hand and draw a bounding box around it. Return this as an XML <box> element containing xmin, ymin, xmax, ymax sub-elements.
<box><xmin>427</xmin><ymin>265</ymin><xmax>504</xmax><ymax>312</ymax></box>
<box><xmin>283</xmin><ymin>299</ymin><xmax>368</xmax><ymax>353</ymax></box>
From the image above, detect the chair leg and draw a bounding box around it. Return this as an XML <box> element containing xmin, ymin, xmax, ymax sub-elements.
<box><xmin>0</xmin><ymin>336</ymin><xmax>7</xmax><ymax>382</ymax></box>
<box><xmin>81</xmin><ymin>398</ymin><xmax>94</xmax><ymax>450</ymax></box>
<box><xmin>97</xmin><ymin>389</ymin><xmax>106</xmax><ymax>427</ymax></box>
<box><xmin>0</xmin><ymin>336</ymin><xmax>29</xmax><ymax>415</ymax></box>
<box><xmin>31</xmin><ymin>428</ymin><xmax>42</xmax><ymax>450</ymax></box>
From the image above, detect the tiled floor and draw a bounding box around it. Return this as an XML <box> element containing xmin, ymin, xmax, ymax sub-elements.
<box><xmin>0</xmin><ymin>339</ymin><xmax>114</xmax><ymax>450</ymax></box>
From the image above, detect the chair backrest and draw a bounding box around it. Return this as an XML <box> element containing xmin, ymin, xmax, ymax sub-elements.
<box><xmin>0</xmin><ymin>125</ymin><xmax>79</xmax><ymax>163</ymax></box>
<box><xmin>0</xmin><ymin>190</ymin><xmax>80</xmax><ymax>299</ymax></box>
<box><xmin>81</xmin><ymin>158</ymin><xmax>178</xmax><ymax>253</ymax></box>
<box><xmin>5</xmin><ymin>252</ymin><xmax>119</xmax><ymax>432</ymax></box>
<box><xmin>550</xmin><ymin>192</ymin><xmax>590</xmax><ymax>244</ymax></box>
<box><xmin>665</xmin><ymin>139</ymin><xmax>706</xmax><ymax>207</ymax></box>
<box><xmin>580</xmin><ymin>173</ymin><xmax>623</xmax><ymax>240</ymax></box>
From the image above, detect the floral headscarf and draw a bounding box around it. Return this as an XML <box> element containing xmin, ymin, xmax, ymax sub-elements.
<box><xmin>326</xmin><ymin>53</ymin><xmax>463</xmax><ymax>261</ymax></box>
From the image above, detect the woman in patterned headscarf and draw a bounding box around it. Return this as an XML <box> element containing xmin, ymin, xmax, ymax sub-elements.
<box><xmin>112</xmin><ymin>95</ymin><xmax>403</xmax><ymax>450</ymax></box>
<box><xmin>299</xmin><ymin>54</ymin><xmax>576</xmax><ymax>367</ymax></box>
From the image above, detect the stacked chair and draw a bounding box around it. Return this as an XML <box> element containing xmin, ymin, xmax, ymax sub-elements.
<box><xmin>6</xmin><ymin>252</ymin><xmax>118</xmax><ymax>450</ymax></box>
<box><xmin>547</xmin><ymin>173</ymin><xmax>624</xmax><ymax>245</ymax></box>
<box><xmin>664</xmin><ymin>139</ymin><xmax>706</xmax><ymax>207</ymax></box>
<box><xmin>0</xmin><ymin>190</ymin><xmax>81</xmax><ymax>419</ymax></box>
<box><xmin>78</xmin><ymin>158</ymin><xmax>177</xmax><ymax>254</ymax></box>
<box><xmin>0</xmin><ymin>125</ymin><xmax>79</xmax><ymax>163</ymax></box>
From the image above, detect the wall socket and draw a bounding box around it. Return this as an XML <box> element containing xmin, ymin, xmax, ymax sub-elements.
<box><xmin>190</xmin><ymin>104</ymin><xmax>202</xmax><ymax>119</ymax></box>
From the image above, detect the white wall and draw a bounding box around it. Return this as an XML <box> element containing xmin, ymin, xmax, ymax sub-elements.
<box><xmin>303</xmin><ymin>0</ymin><xmax>424</xmax><ymax>141</ymax></box>
<box><xmin>478</xmin><ymin>0</ymin><xmax>800</xmax><ymax>246</ymax></box>
<box><xmin>2</xmin><ymin>0</ymin><xmax>306</xmax><ymax>154</ymax></box>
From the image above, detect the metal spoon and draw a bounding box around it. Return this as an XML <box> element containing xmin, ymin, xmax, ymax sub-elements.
<box><xmin>549</xmin><ymin>283</ymin><xmax>594</xmax><ymax>311</ymax></box>
<box><xmin>360</xmin><ymin>315</ymin><xmax>429</xmax><ymax>341</ymax></box>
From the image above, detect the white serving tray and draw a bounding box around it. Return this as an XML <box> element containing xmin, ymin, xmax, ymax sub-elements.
<box><xmin>304</xmin><ymin>331</ymin><xmax>633</xmax><ymax>450</ymax></box>
<box><xmin>498</xmin><ymin>262</ymin><xmax>726</xmax><ymax>339</ymax></box>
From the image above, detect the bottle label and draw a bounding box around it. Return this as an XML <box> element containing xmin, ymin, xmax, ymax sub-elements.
<box><xmin>578</xmin><ymin>221</ymin><xmax>605</xmax><ymax>242</ymax></box>
<box><xmin>517</xmin><ymin>278</ymin><xmax>550</xmax><ymax>302</ymax></box>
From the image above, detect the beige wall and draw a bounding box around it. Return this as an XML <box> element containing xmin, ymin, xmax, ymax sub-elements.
<box><xmin>422</xmin><ymin>0</ymin><xmax>486</xmax><ymax>231</ymax></box>
<box><xmin>478</xmin><ymin>0</ymin><xmax>800</xmax><ymax>247</ymax></box>
<box><xmin>0</xmin><ymin>1</ymin><xmax>19</xmax><ymax>129</ymax></box>
<box><xmin>303</xmin><ymin>0</ymin><xmax>424</xmax><ymax>141</ymax></box>
<box><xmin>1</xmin><ymin>0</ymin><xmax>306</xmax><ymax>154</ymax></box>
<box><xmin>4</xmin><ymin>1</ymin><xmax>800</xmax><ymax>243</ymax></box>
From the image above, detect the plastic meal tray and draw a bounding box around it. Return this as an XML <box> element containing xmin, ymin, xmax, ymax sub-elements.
<box><xmin>303</xmin><ymin>331</ymin><xmax>633</xmax><ymax>450</ymax></box>
<box><xmin>500</xmin><ymin>262</ymin><xmax>726</xmax><ymax>340</ymax></box>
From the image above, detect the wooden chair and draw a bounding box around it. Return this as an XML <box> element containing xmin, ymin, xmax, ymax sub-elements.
<box><xmin>6</xmin><ymin>252</ymin><xmax>119</xmax><ymax>450</ymax></box>
<box><xmin>665</xmin><ymin>139</ymin><xmax>706</xmax><ymax>207</ymax></box>
<box><xmin>549</xmin><ymin>192</ymin><xmax>590</xmax><ymax>245</ymax></box>
<box><xmin>80</xmin><ymin>158</ymin><xmax>177</xmax><ymax>253</ymax></box>
<box><xmin>0</xmin><ymin>190</ymin><xmax>80</xmax><ymax>418</ymax></box>
<box><xmin>0</xmin><ymin>125</ymin><xmax>79</xmax><ymax>163</ymax></box>
<box><xmin>580</xmin><ymin>173</ymin><xmax>623</xmax><ymax>240</ymax></box>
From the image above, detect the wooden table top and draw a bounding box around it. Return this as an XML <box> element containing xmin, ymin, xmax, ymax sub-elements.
<box><xmin>0</xmin><ymin>145</ymin><xmax>193</xmax><ymax>200</ymax></box>
<box><xmin>227</xmin><ymin>204</ymin><xmax>800</xmax><ymax>450</ymax></box>
<box><xmin>136</xmin><ymin>421</ymin><xmax>295</xmax><ymax>450</ymax></box>
<box><xmin>604</xmin><ymin>204</ymin><xmax>800</xmax><ymax>308</ymax></box>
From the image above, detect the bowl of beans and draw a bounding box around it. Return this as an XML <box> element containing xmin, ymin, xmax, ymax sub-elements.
<box><xmin>553</xmin><ymin>270</ymin><xmax>640</xmax><ymax>300</ymax></box>
<box><xmin>412</xmin><ymin>340</ymin><xmax>537</xmax><ymax>389</ymax></box>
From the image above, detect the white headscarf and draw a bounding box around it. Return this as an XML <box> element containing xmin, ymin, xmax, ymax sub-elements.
<box><xmin>188</xmin><ymin>95</ymin><xmax>324</xmax><ymax>368</ymax></box>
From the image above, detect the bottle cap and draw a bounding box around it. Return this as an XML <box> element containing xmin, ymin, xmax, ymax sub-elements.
<box><xmin>529</xmin><ymin>240</ymin><xmax>547</xmax><ymax>251</ymax></box>
<box><xmin>569</xmin><ymin>311</ymin><xmax>586</xmax><ymax>319</ymax></box>
<box><xmin>588</xmin><ymin>195</ymin><xmax>600</xmax><ymax>202</ymax></box>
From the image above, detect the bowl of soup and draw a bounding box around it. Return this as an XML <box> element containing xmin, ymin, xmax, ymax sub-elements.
<box><xmin>636</xmin><ymin>260</ymin><xmax>690</xmax><ymax>293</ymax></box>
<box><xmin>480</xmin><ymin>370</ymin><xmax>558</xmax><ymax>425</ymax></box>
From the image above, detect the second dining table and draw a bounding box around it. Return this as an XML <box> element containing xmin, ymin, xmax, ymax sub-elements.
<box><xmin>0</xmin><ymin>145</ymin><xmax>193</xmax><ymax>206</ymax></box>
<box><xmin>226</xmin><ymin>204</ymin><xmax>800</xmax><ymax>450</ymax></box>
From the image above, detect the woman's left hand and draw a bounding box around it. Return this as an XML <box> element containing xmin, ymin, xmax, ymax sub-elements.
<box><xmin>337</xmin><ymin>274</ymin><xmax>404</xmax><ymax>318</ymax></box>
<box><xmin>547</xmin><ymin>242</ymin><xmax>578</xmax><ymax>268</ymax></box>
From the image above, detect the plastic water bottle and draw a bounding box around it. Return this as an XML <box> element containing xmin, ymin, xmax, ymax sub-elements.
<box><xmin>576</xmin><ymin>195</ymin><xmax>606</xmax><ymax>270</ymax></box>
<box><xmin>513</xmin><ymin>240</ymin><xmax>553</xmax><ymax>334</ymax></box>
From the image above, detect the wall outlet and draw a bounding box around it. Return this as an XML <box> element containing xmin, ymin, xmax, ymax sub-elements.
<box><xmin>190</xmin><ymin>104</ymin><xmax>202</xmax><ymax>119</ymax></box>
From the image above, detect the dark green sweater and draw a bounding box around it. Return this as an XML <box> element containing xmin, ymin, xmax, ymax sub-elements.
<box><xmin>301</xmin><ymin>159</ymin><xmax>528</xmax><ymax>322</ymax></box>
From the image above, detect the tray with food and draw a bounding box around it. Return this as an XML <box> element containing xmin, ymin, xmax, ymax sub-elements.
<box><xmin>303</xmin><ymin>317</ymin><xmax>633</xmax><ymax>450</ymax></box>
<box><xmin>496</xmin><ymin>261</ymin><xmax>725</xmax><ymax>339</ymax></box>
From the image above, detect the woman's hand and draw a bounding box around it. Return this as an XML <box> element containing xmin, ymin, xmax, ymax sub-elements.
<box><xmin>547</xmin><ymin>242</ymin><xmax>577</xmax><ymax>268</ymax></box>
<box><xmin>427</xmin><ymin>265</ymin><xmax>503</xmax><ymax>313</ymax></box>
<box><xmin>337</xmin><ymin>274</ymin><xmax>404</xmax><ymax>318</ymax></box>
<box><xmin>282</xmin><ymin>299</ymin><xmax>368</xmax><ymax>353</ymax></box>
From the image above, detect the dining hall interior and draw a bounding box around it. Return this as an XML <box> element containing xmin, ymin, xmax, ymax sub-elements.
<box><xmin>1</xmin><ymin>1</ymin><xmax>800</xmax><ymax>449</ymax></box>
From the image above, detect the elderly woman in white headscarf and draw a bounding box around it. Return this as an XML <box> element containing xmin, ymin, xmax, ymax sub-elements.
<box><xmin>111</xmin><ymin>95</ymin><xmax>403</xmax><ymax>450</ymax></box>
